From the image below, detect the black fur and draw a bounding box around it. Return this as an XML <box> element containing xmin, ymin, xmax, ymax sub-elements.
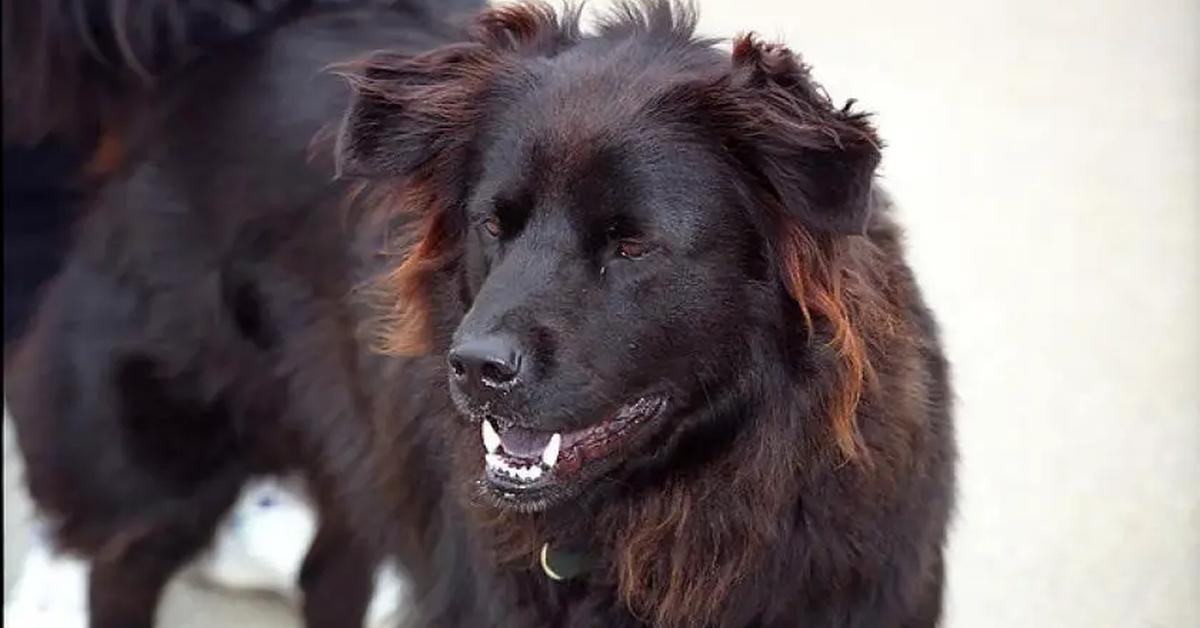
<box><xmin>4</xmin><ymin>2</ymin><xmax>954</xmax><ymax>627</ymax></box>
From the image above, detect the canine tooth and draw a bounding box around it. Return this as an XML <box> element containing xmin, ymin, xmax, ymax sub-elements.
<box><xmin>486</xmin><ymin>453</ymin><xmax>504</xmax><ymax>470</ymax></box>
<box><xmin>542</xmin><ymin>433</ymin><xmax>561</xmax><ymax>468</ymax></box>
<box><xmin>482</xmin><ymin>420</ymin><xmax>501</xmax><ymax>454</ymax></box>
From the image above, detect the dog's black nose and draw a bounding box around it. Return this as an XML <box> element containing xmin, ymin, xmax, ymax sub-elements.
<box><xmin>448</xmin><ymin>335</ymin><xmax>523</xmax><ymax>393</ymax></box>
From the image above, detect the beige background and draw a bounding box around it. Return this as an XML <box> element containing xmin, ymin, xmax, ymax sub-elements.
<box><xmin>5</xmin><ymin>0</ymin><xmax>1198</xmax><ymax>626</ymax></box>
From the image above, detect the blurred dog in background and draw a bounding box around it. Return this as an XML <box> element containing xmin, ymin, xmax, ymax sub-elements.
<box><xmin>2</xmin><ymin>0</ymin><xmax>475</xmax><ymax>343</ymax></box>
<box><xmin>3</xmin><ymin>1</ymin><xmax>477</xmax><ymax>626</ymax></box>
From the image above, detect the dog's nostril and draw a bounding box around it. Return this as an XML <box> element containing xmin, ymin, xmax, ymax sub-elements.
<box><xmin>449</xmin><ymin>357</ymin><xmax>466</xmax><ymax>378</ymax></box>
<box><xmin>480</xmin><ymin>360</ymin><xmax>516</xmax><ymax>386</ymax></box>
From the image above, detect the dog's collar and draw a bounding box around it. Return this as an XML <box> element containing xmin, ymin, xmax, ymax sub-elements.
<box><xmin>539</xmin><ymin>542</ymin><xmax>593</xmax><ymax>581</ymax></box>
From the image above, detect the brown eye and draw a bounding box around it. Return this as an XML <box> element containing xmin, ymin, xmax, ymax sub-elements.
<box><xmin>482</xmin><ymin>216</ymin><xmax>502</xmax><ymax>238</ymax></box>
<box><xmin>615</xmin><ymin>238</ymin><xmax>651</xmax><ymax>259</ymax></box>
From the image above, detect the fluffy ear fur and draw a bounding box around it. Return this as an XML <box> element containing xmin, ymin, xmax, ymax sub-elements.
<box><xmin>726</xmin><ymin>35</ymin><xmax>881</xmax><ymax>235</ymax></box>
<box><xmin>333</xmin><ymin>43</ymin><xmax>502</xmax><ymax>181</ymax></box>
<box><xmin>334</xmin><ymin>2</ymin><xmax>581</xmax><ymax>182</ymax></box>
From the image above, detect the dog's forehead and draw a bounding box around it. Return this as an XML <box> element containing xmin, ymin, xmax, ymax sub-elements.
<box><xmin>490</xmin><ymin>46</ymin><xmax>705</xmax><ymax>176</ymax></box>
<box><xmin>472</xmin><ymin>47</ymin><xmax>745</xmax><ymax>238</ymax></box>
<box><xmin>495</xmin><ymin>129</ymin><xmax>725</xmax><ymax>240</ymax></box>
<box><xmin>481</xmin><ymin>109</ymin><xmax>734</xmax><ymax>239</ymax></box>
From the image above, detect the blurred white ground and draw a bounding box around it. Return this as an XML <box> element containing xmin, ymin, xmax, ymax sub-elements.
<box><xmin>5</xmin><ymin>0</ymin><xmax>1198</xmax><ymax>626</ymax></box>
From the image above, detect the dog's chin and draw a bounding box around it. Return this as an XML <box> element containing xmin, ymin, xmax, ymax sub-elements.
<box><xmin>469</xmin><ymin>393</ymin><xmax>671</xmax><ymax>513</ymax></box>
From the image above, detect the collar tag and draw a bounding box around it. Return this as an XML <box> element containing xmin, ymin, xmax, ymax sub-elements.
<box><xmin>539</xmin><ymin>542</ymin><xmax>591</xmax><ymax>582</ymax></box>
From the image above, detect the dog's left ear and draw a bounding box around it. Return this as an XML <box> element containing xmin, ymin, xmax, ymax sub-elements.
<box><xmin>726</xmin><ymin>36</ymin><xmax>881</xmax><ymax>235</ymax></box>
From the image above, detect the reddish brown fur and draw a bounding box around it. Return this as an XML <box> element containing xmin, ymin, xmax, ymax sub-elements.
<box><xmin>778</xmin><ymin>222</ymin><xmax>874</xmax><ymax>463</ymax></box>
<box><xmin>361</xmin><ymin>181</ymin><xmax>458</xmax><ymax>356</ymax></box>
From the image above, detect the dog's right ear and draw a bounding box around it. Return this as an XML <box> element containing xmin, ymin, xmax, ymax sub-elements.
<box><xmin>334</xmin><ymin>44</ymin><xmax>501</xmax><ymax>180</ymax></box>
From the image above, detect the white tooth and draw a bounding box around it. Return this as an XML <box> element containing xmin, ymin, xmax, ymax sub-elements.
<box><xmin>542</xmin><ymin>433</ymin><xmax>561</xmax><ymax>468</ymax></box>
<box><xmin>484</xmin><ymin>451</ymin><xmax>544</xmax><ymax>483</ymax></box>
<box><xmin>482</xmin><ymin>420</ymin><xmax>501</xmax><ymax>454</ymax></box>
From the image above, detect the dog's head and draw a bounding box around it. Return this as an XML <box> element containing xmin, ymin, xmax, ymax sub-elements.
<box><xmin>337</xmin><ymin>1</ymin><xmax>879</xmax><ymax>514</ymax></box>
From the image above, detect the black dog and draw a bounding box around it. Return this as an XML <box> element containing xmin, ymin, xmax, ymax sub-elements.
<box><xmin>5</xmin><ymin>1</ymin><xmax>955</xmax><ymax>627</ymax></box>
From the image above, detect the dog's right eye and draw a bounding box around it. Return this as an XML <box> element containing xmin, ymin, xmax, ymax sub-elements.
<box><xmin>482</xmin><ymin>216</ymin><xmax>502</xmax><ymax>238</ymax></box>
<box><xmin>614</xmin><ymin>238</ymin><xmax>651</xmax><ymax>259</ymax></box>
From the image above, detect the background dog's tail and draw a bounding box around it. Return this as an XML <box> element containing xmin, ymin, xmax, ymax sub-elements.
<box><xmin>4</xmin><ymin>0</ymin><xmax>285</xmax><ymax>143</ymax></box>
<box><xmin>1</xmin><ymin>0</ymin><xmax>483</xmax><ymax>143</ymax></box>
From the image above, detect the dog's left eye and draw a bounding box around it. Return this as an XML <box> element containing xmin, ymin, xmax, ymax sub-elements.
<box><xmin>615</xmin><ymin>238</ymin><xmax>651</xmax><ymax>259</ymax></box>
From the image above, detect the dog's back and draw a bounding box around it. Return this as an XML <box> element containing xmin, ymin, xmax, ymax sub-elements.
<box><xmin>7</xmin><ymin>0</ymin><xmax>427</xmax><ymax>537</ymax></box>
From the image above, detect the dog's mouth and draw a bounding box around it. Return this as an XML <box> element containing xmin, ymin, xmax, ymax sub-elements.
<box><xmin>476</xmin><ymin>394</ymin><xmax>669</xmax><ymax>506</ymax></box>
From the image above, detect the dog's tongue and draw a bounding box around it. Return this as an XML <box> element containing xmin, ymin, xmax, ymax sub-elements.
<box><xmin>498</xmin><ymin>427</ymin><xmax>552</xmax><ymax>459</ymax></box>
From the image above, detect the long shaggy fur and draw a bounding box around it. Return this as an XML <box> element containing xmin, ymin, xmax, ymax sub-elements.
<box><xmin>5</xmin><ymin>2</ymin><xmax>954</xmax><ymax>627</ymax></box>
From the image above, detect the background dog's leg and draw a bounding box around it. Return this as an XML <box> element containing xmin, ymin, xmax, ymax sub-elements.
<box><xmin>87</xmin><ymin>478</ymin><xmax>243</xmax><ymax>628</ymax></box>
<box><xmin>299</xmin><ymin>516</ymin><xmax>374</xmax><ymax>628</ymax></box>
